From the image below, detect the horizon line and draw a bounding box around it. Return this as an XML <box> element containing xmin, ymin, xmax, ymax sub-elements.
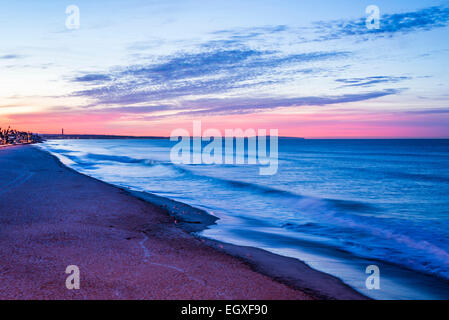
<box><xmin>38</xmin><ymin>133</ymin><xmax>449</xmax><ymax>140</ymax></box>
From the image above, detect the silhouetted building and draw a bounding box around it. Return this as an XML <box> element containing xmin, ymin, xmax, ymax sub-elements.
<box><xmin>0</xmin><ymin>127</ymin><xmax>42</xmax><ymax>145</ymax></box>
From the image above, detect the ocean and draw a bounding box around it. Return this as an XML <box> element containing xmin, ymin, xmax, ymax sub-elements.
<box><xmin>38</xmin><ymin>138</ymin><xmax>449</xmax><ymax>299</ymax></box>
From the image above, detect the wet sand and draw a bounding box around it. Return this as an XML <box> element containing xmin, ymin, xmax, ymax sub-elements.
<box><xmin>0</xmin><ymin>145</ymin><xmax>366</xmax><ymax>299</ymax></box>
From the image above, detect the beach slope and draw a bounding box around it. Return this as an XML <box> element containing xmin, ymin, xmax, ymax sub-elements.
<box><xmin>0</xmin><ymin>145</ymin><xmax>364</xmax><ymax>299</ymax></box>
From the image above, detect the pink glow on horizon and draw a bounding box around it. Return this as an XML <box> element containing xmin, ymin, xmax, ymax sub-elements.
<box><xmin>1</xmin><ymin>110</ymin><xmax>449</xmax><ymax>138</ymax></box>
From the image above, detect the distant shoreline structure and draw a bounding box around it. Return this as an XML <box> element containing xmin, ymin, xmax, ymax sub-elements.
<box><xmin>0</xmin><ymin>127</ymin><xmax>42</xmax><ymax>146</ymax></box>
<box><xmin>40</xmin><ymin>134</ymin><xmax>168</xmax><ymax>140</ymax></box>
<box><xmin>40</xmin><ymin>134</ymin><xmax>303</xmax><ymax>140</ymax></box>
<box><xmin>20</xmin><ymin>133</ymin><xmax>449</xmax><ymax>140</ymax></box>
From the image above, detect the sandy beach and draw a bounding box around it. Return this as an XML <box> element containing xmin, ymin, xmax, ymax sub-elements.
<box><xmin>0</xmin><ymin>145</ymin><xmax>365</xmax><ymax>300</ymax></box>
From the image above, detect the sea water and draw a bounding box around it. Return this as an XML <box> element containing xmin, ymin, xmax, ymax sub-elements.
<box><xmin>39</xmin><ymin>138</ymin><xmax>449</xmax><ymax>299</ymax></box>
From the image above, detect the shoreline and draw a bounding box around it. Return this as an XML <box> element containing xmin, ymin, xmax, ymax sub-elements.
<box><xmin>127</xmin><ymin>190</ymin><xmax>367</xmax><ymax>299</ymax></box>
<box><xmin>0</xmin><ymin>144</ymin><xmax>366</xmax><ymax>299</ymax></box>
<box><xmin>51</xmin><ymin>145</ymin><xmax>368</xmax><ymax>300</ymax></box>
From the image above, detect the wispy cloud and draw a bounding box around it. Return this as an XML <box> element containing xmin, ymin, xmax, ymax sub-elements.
<box><xmin>336</xmin><ymin>76</ymin><xmax>411</xmax><ymax>88</ymax></box>
<box><xmin>403</xmin><ymin>108</ymin><xmax>449</xmax><ymax>115</ymax></box>
<box><xmin>313</xmin><ymin>5</ymin><xmax>449</xmax><ymax>41</ymax></box>
<box><xmin>0</xmin><ymin>54</ymin><xmax>23</xmax><ymax>60</ymax></box>
<box><xmin>73</xmin><ymin>48</ymin><xmax>349</xmax><ymax>106</ymax></box>
<box><xmin>205</xmin><ymin>25</ymin><xmax>289</xmax><ymax>48</ymax></box>
<box><xmin>74</xmin><ymin>74</ymin><xmax>112</xmax><ymax>82</ymax></box>
<box><xmin>211</xmin><ymin>25</ymin><xmax>288</xmax><ymax>37</ymax></box>
<box><xmin>163</xmin><ymin>89</ymin><xmax>403</xmax><ymax>117</ymax></box>
<box><xmin>93</xmin><ymin>89</ymin><xmax>402</xmax><ymax>119</ymax></box>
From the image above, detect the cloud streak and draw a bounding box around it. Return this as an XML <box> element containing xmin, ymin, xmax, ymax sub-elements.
<box><xmin>0</xmin><ymin>54</ymin><xmax>23</xmax><ymax>60</ymax></box>
<box><xmin>170</xmin><ymin>89</ymin><xmax>402</xmax><ymax>116</ymax></box>
<box><xmin>73</xmin><ymin>48</ymin><xmax>349</xmax><ymax>106</ymax></box>
<box><xmin>74</xmin><ymin>74</ymin><xmax>112</xmax><ymax>82</ymax></box>
<box><xmin>313</xmin><ymin>5</ymin><xmax>449</xmax><ymax>41</ymax></box>
<box><xmin>336</xmin><ymin>76</ymin><xmax>411</xmax><ymax>88</ymax></box>
<box><xmin>94</xmin><ymin>89</ymin><xmax>402</xmax><ymax>119</ymax></box>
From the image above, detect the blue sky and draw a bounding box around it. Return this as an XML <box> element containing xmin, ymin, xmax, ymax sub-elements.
<box><xmin>1</xmin><ymin>0</ymin><xmax>448</xmax><ymax>137</ymax></box>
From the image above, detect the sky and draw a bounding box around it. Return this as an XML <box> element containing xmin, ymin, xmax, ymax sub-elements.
<box><xmin>0</xmin><ymin>0</ymin><xmax>449</xmax><ymax>138</ymax></box>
